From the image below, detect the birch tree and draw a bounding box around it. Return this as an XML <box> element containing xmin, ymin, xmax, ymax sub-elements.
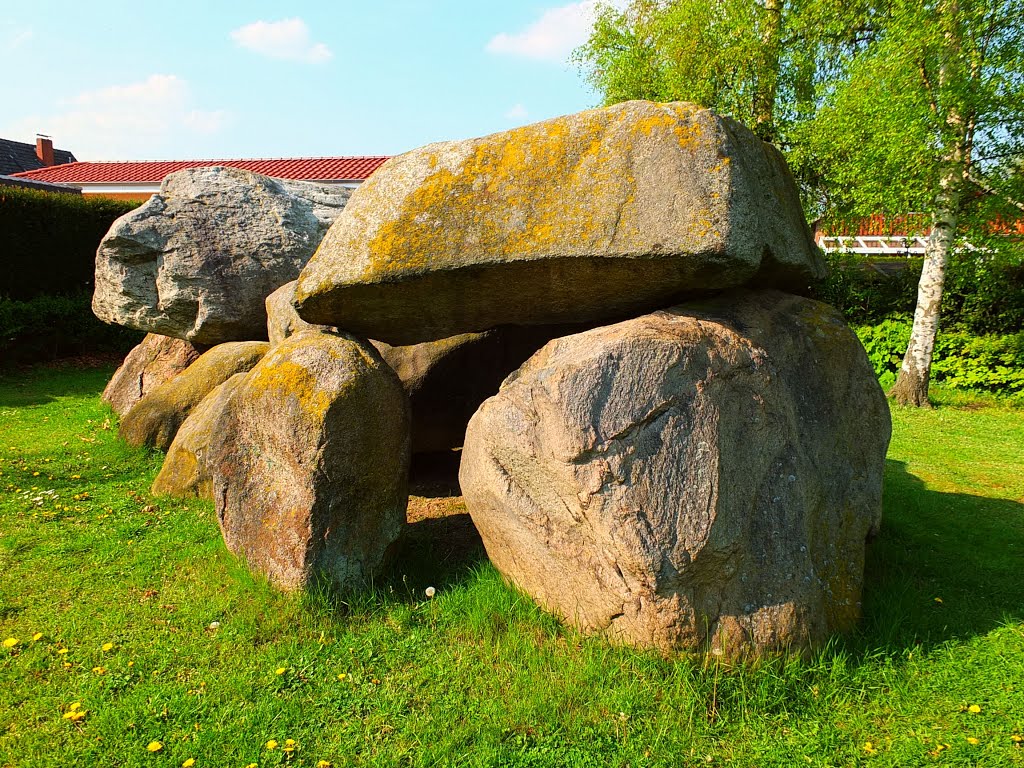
<box><xmin>810</xmin><ymin>0</ymin><xmax>1024</xmax><ymax>406</ymax></box>
<box><xmin>577</xmin><ymin>0</ymin><xmax>1024</xmax><ymax>406</ymax></box>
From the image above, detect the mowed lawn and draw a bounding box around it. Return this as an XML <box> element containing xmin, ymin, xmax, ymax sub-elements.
<box><xmin>0</xmin><ymin>365</ymin><xmax>1022</xmax><ymax>768</ymax></box>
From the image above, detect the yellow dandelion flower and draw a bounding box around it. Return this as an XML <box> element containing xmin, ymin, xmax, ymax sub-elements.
<box><xmin>182</xmin><ymin>759</ymin><xmax>196</xmax><ymax>767</ymax></box>
<box><xmin>969</xmin><ymin>704</ymin><xmax>982</xmax><ymax>713</ymax></box>
<box><xmin>246</xmin><ymin>764</ymin><xmax>258</xmax><ymax>768</ymax></box>
<box><xmin>337</xmin><ymin>673</ymin><xmax>346</xmax><ymax>681</ymax></box>
<box><xmin>275</xmin><ymin>667</ymin><xmax>287</xmax><ymax>675</ymax></box>
<box><xmin>147</xmin><ymin>741</ymin><xmax>163</xmax><ymax>752</ymax></box>
<box><xmin>1011</xmin><ymin>734</ymin><xmax>1023</xmax><ymax>743</ymax></box>
<box><xmin>2</xmin><ymin>637</ymin><xmax>18</xmax><ymax>648</ymax></box>
<box><xmin>32</xmin><ymin>632</ymin><xmax>43</xmax><ymax>642</ymax></box>
<box><xmin>102</xmin><ymin>642</ymin><xmax>114</xmax><ymax>652</ymax></box>
<box><xmin>316</xmin><ymin>761</ymin><xmax>333</xmax><ymax>768</ymax></box>
<box><xmin>283</xmin><ymin>738</ymin><xmax>297</xmax><ymax>753</ymax></box>
<box><xmin>967</xmin><ymin>737</ymin><xmax>980</xmax><ymax>745</ymax></box>
<box><xmin>266</xmin><ymin>740</ymin><xmax>279</xmax><ymax>750</ymax></box>
<box><xmin>62</xmin><ymin>704</ymin><xmax>87</xmax><ymax>722</ymax></box>
<box><xmin>863</xmin><ymin>741</ymin><xmax>877</xmax><ymax>755</ymax></box>
<box><xmin>92</xmin><ymin>666</ymin><xmax>106</xmax><ymax>675</ymax></box>
<box><xmin>62</xmin><ymin>662</ymin><xmax>72</xmax><ymax>669</ymax></box>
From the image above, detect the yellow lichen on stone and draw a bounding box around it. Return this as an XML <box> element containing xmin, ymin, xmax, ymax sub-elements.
<box><xmin>359</xmin><ymin>102</ymin><xmax>706</xmax><ymax>279</ymax></box>
<box><xmin>247</xmin><ymin>359</ymin><xmax>336</xmax><ymax>420</ymax></box>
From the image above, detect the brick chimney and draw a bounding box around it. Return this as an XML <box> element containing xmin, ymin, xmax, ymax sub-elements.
<box><xmin>36</xmin><ymin>135</ymin><xmax>55</xmax><ymax>166</ymax></box>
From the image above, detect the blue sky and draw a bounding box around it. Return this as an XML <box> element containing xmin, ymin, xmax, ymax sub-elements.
<box><xmin>0</xmin><ymin>1</ymin><xmax>618</xmax><ymax>161</ymax></box>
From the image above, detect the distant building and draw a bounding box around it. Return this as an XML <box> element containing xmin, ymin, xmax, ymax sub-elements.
<box><xmin>12</xmin><ymin>156</ymin><xmax>391</xmax><ymax>201</ymax></box>
<box><xmin>0</xmin><ymin>135</ymin><xmax>77</xmax><ymax>176</ymax></box>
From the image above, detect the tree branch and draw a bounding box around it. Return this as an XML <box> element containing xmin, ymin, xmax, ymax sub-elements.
<box><xmin>967</xmin><ymin>171</ymin><xmax>1024</xmax><ymax>213</ymax></box>
<box><xmin>919</xmin><ymin>60</ymin><xmax>939</xmax><ymax>116</ymax></box>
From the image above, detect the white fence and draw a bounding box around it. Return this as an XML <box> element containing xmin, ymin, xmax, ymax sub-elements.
<box><xmin>816</xmin><ymin>235</ymin><xmax>930</xmax><ymax>255</ymax></box>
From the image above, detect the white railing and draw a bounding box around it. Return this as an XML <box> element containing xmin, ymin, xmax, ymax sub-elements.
<box><xmin>817</xmin><ymin>235</ymin><xmax>930</xmax><ymax>255</ymax></box>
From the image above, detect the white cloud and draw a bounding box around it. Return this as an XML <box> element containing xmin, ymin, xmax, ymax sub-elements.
<box><xmin>2</xmin><ymin>22</ymin><xmax>33</xmax><ymax>48</ymax></box>
<box><xmin>230</xmin><ymin>18</ymin><xmax>333</xmax><ymax>63</ymax></box>
<box><xmin>486</xmin><ymin>0</ymin><xmax>626</xmax><ymax>63</ymax></box>
<box><xmin>3</xmin><ymin>75</ymin><xmax>229</xmax><ymax>160</ymax></box>
<box><xmin>505</xmin><ymin>103</ymin><xmax>529</xmax><ymax>121</ymax></box>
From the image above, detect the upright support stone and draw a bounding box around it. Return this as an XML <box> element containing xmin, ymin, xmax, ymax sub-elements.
<box><xmin>102</xmin><ymin>334</ymin><xmax>203</xmax><ymax>417</ymax></box>
<box><xmin>460</xmin><ymin>290</ymin><xmax>890</xmax><ymax>657</ymax></box>
<box><xmin>118</xmin><ymin>341</ymin><xmax>269</xmax><ymax>450</ymax></box>
<box><xmin>209</xmin><ymin>331</ymin><xmax>410</xmax><ymax>591</ymax></box>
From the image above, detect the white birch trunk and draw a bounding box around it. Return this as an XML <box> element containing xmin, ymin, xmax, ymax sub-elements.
<box><xmin>889</xmin><ymin>165</ymin><xmax>962</xmax><ymax>406</ymax></box>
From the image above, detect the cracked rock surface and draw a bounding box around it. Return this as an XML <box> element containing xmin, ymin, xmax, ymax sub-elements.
<box><xmin>459</xmin><ymin>290</ymin><xmax>890</xmax><ymax>657</ymax></box>
<box><xmin>102</xmin><ymin>333</ymin><xmax>204</xmax><ymax>417</ymax></box>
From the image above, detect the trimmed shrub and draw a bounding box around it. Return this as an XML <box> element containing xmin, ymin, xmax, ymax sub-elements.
<box><xmin>855</xmin><ymin>316</ymin><xmax>1024</xmax><ymax>400</ymax></box>
<box><xmin>815</xmin><ymin>246</ymin><xmax>1024</xmax><ymax>336</ymax></box>
<box><xmin>0</xmin><ymin>185</ymin><xmax>140</xmax><ymax>300</ymax></box>
<box><xmin>0</xmin><ymin>291</ymin><xmax>142</xmax><ymax>365</ymax></box>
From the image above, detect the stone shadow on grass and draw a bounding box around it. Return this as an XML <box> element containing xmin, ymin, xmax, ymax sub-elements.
<box><xmin>0</xmin><ymin>364</ymin><xmax>116</xmax><ymax>408</ymax></box>
<box><xmin>856</xmin><ymin>459</ymin><xmax>1024</xmax><ymax>654</ymax></box>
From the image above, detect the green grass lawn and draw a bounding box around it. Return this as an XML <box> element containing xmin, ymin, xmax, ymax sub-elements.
<box><xmin>1</xmin><ymin>365</ymin><xmax>1022</xmax><ymax>767</ymax></box>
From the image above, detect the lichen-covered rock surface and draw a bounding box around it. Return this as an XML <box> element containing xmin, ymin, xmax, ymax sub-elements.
<box><xmin>150</xmin><ymin>373</ymin><xmax>247</xmax><ymax>499</ymax></box>
<box><xmin>102</xmin><ymin>333</ymin><xmax>203</xmax><ymax>416</ymax></box>
<box><xmin>94</xmin><ymin>166</ymin><xmax>351</xmax><ymax>345</ymax></box>
<box><xmin>296</xmin><ymin>100</ymin><xmax>823</xmax><ymax>344</ymax></box>
<box><xmin>118</xmin><ymin>341</ymin><xmax>269</xmax><ymax>450</ymax></box>
<box><xmin>209</xmin><ymin>331</ymin><xmax>410</xmax><ymax>591</ymax></box>
<box><xmin>459</xmin><ymin>290</ymin><xmax>890</xmax><ymax>657</ymax></box>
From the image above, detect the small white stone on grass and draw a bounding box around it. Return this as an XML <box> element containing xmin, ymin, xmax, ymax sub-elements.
<box><xmin>209</xmin><ymin>621</ymin><xmax>220</xmax><ymax>630</ymax></box>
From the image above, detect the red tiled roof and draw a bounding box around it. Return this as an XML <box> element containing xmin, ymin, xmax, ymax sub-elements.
<box><xmin>12</xmin><ymin>156</ymin><xmax>390</xmax><ymax>184</ymax></box>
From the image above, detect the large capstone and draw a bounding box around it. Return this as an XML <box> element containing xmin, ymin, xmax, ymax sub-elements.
<box><xmin>296</xmin><ymin>101</ymin><xmax>823</xmax><ymax>344</ymax></box>
<box><xmin>102</xmin><ymin>333</ymin><xmax>204</xmax><ymax>417</ymax></box>
<box><xmin>459</xmin><ymin>291</ymin><xmax>890</xmax><ymax>657</ymax></box>
<box><xmin>94</xmin><ymin>166</ymin><xmax>351</xmax><ymax>345</ymax></box>
<box><xmin>209</xmin><ymin>331</ymin><xmax>410</xmax><ymax>591</ymax></box>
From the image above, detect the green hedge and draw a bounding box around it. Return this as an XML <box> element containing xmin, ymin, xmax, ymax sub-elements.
<box><xmin>814</xmin><ymin>247</ymin><xmax>1024</xmax><ymax>336</ymax></box>
<box><xmin>856</xmin><ymin>316</ymin><xmax>1024</xmax><ymax>401</ymax></box>
<box><xmin>0</xmin><ymin>185</ymin><xmax>140</xmax><ymax>300</ymax></box>
<box><xmin>0</xmin><ymin>291</ymin><xmax>143</xmax><ymax>365</ymax></box>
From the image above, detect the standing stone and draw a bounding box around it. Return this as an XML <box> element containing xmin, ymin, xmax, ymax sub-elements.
<box><xmin>296</xmin><ymin>100</ymin><xmax>823</xmax><ymax>344</ymax></box>
<box><xmin>209</xmin><ymin>331</ymin><xmax>410</xmax><ymax>591</ymax></box>
<box><xmin>94</xmin><ymin>166</ymin><xmax>351</xmax><ymax>345</ymax></box>
<box><xmin>119</xmin><ymin>341</ymin><xmax>269</xmax><ymax>450</ymax></box>
<box><xmin>150</xmin><ymin>373</ymin><xmax>247</xmax><ymax>500</ymax></box>
<box><xmin>459</xmin><ymin>291</ymin><xmax>890</xmax><ymax>657</ymax></box>
<box><xmin>102</xmin><ymin>334</ymin><xmax>203</xmax><ymax>416</ymax></box>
